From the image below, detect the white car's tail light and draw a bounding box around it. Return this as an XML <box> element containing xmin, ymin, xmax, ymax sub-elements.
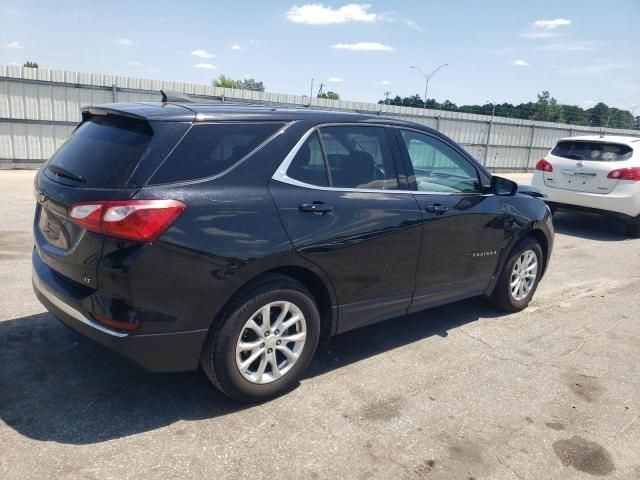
<box><xmin>607</xmin><ymin>167</ymin><xmax>640</xmax><ymax>181</ymax></box>
<box><xmin>535</xmin><ymin>159</ymin><xmax>553</xmax><ymax>172</ymax></box>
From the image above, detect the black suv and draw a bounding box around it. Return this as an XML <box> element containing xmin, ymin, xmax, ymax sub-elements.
<box><xmin>32</xmin><ymin>97</ymin><xmax>554</xmax><ymax>401</ymax></box>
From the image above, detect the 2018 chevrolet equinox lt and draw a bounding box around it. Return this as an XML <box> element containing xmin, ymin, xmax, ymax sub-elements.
<box><xmin>32</xmin><ymin>93</ymin><xmax>554</xmax><ymax>401</ymax></box>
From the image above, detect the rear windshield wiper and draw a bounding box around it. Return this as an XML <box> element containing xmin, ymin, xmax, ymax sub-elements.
<box><xmin>559</xmin><ymin>154</ymin><xmax>585</xmax><ymax>160</ymax></box>
<box><xmin>47</xmin><ymin>165</ymin><xmax>85</xmax><ymax>183</ymax></box>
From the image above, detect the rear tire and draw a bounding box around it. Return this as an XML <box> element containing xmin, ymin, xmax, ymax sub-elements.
<box><xmin>626</xmin><ymin>220</ymin><xmax>640</xmax><ymax>238</ymax></box>
<box><xmin>200</xmin><ymin>274</ymin><xmax>321</xmax><ymax>402</ymax></box>
<box><xmin>488</xmin><ymin>237</ymin><xmax>543</xmax><ymax>312</ymax></box>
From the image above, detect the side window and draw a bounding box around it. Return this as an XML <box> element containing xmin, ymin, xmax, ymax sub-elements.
<box><xmin>286</xmin><ymin>132</ymin><xmax>329</xmax><ymax>186</ymax></box>
<box><xmin>400</xmin><ymin>130</ymin><xmax>481</xmax><ymax>193</ymax></box>
<box><xmin>150</xmin><ymin>122</ymin><xmax>284</xmax><ymax>184</ymax></box>
<box><xmin>319</xmin><ymin>126</ymin><xmax>398</xmax><ymax>190</ymax></box>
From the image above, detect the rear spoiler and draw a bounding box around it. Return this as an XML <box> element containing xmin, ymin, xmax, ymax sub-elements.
<box><xmin>80</xmin><ymin>106</ymin><xmax>147</xmax><ymax>122</ymax></box>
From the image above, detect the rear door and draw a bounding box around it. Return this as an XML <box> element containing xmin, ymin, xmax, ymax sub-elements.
<box><xmin>394</xmin><ymin>128</ymin><xmax>505</xmax><ymax>311</ymax></box>
<box><xmin>269</xmin><ymin>124</ymin><xmax>422</xmax><ymax>333</ymax></box>
<box><xmin>543</xmin><ymin>140</ymin><xmax>634</xmax><ymax>194</ymax></box>
<box><xmin>33</xmin><ymin>113</ymin><xmax>179</xmax><ymax>288</ymax></box>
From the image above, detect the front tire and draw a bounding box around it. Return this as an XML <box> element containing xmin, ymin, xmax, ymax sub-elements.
<box><xmin>488</xmin><ymin>237</ymin><xmax>543</xmax><ymax>312</ymax></box>
<box><xmin>200</xmin><ymin>275</ymin><xmax>321</xmax><ymax>402</ymax></box>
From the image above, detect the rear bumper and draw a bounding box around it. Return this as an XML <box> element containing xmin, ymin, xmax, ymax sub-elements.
<box><xmin>32</xmin><ymin>251</ymin><xmax>207</xmax><ymax>373</ymax></box>
<box><xmin>531</xmin><ymin>172</ymin><xmax>640</xmax><ymax>218</ymax></box>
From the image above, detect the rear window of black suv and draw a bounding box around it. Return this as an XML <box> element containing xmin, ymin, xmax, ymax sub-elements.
<box><xmin>149</xmin><ymin>122</ymin><xmax>285</xmax><ymax>184</ymax></box>
<box><xmin>46</xmin><ymin>115</ymin><xmax>152</xmax><ymax>188</ymax></box>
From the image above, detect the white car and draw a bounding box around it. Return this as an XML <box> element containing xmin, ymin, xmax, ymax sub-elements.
<box><xmin>532</xmin><ymin>135</ymin><xmax>640</xmax><ymax>237</ymax></box>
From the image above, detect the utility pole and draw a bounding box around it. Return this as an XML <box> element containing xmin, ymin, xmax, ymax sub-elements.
<box><xmin>410</xmin><ymin>64</ymin><xmax>449</xmax><ymax>109</ymax></box>
<box><xmin>483</xmin><ymin>100</ymin><xmax>496</xmax><ymax>166</ymax></box>
<box><xmin>309</xmin><ymin>78</ymin><xmax>314</xmax><ymax>103</ymax></box>
<box><xmin>316</xmin><ymin>83</ymin><xmax>325</xmax><ymax>97</ymax></box>
<box><xmin>383</xmin><ymin>90</ymin><xmax>392</xmax><ymax>104</ymax></box>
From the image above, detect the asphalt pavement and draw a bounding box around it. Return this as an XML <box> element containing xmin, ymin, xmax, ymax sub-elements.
<box><xmin>1</xmin><ymin>170</ymin><xmax>639</xmax><ymax>479</ymax></box>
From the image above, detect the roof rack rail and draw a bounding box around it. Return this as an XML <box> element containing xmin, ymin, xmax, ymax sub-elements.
<box><xmin>160</xmin><ymin>90</ymin><xmax>193</xmax><ymax>103</ymax></box>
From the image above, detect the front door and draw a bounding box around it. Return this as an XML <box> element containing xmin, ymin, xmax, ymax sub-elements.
<box><xmin>393</xmin><ymin>128</ymin><xmax>505</xmax><ymax>312</ymax></box>
<box><xmin>269</xmin><ymin>125</ymin><xmax>422</xmax><ymax>333</ymax></box>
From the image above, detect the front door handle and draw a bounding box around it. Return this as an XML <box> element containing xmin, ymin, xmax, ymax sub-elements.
<box><xmin>425</xmin><ymin>204</ymin><xmax>448</xmax><ymax>215</ymax></box>
<box><xmin>299</xmin><ymin>202</ymin><xmax>333</xmax><ymax>214</ymax></box>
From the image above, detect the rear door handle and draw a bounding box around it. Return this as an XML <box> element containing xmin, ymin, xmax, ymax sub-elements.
<box><xmin>425</xmin><ymin>204</ymin><xmax>448</xmax><ymax>215</ymax></box>
<box><xmin>299</xmin><ymin>202</ymin><xmax>333</xmax><ymax>214</ymax></box>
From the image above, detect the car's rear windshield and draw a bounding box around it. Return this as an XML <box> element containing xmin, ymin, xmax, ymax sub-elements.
<box><xmin>551</xmin><ymin>141</ymin><xmax>633</xmax><ymax>161</ymax></box>
<box><xmin>46</xmin><ymin>115</ymin><xmax>152</xmax><ymax>188</ymax></box>
<box><xmin>149</xmin><ymin>122</ymin><xmax>285</xmax><ymax>184</ymax></box>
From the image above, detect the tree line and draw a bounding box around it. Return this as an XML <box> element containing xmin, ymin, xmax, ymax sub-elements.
<box><xmin>378</xmin><ymin>91</ymin><xmax>638</xmax><ymax>130</ymax></box>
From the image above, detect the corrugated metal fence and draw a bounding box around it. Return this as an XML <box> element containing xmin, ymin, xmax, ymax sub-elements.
<box><xmin>1</xmin><ymin>65</ymin><xmax>638</xmax><ymax>170</ymax></box>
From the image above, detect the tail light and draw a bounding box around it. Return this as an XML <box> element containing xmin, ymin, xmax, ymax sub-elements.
<box><xmin>607</xmin><ymin>167</ymin><xmax>640</xmax><ymax>181</ymax></box>
<box><xmin>92</xmin><ymin>313</ymin><xmax>140</xmax><ymax>331</ymax></box>
<box><xmin>535</xmin><ymin>159</ymin><xmax>553</xmax><ymax>172</ymax></box>
<box><xmin>69</xmin><ymin>199</ymin><xmax>186</xmax><ymax>242</ymax></box>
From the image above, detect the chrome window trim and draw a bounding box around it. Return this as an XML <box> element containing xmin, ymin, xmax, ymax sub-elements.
<box><xmin>32</xmin><ymin>268</ymin><xmax>129</xmax><ymax>338</ymax></box>
<box><xmin>271</xmin><ymin>123</ymin><xmax>488</xmax><ymax>196</ymax></box>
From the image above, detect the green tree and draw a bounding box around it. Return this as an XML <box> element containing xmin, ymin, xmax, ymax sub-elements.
<box><xmin>213</xmin><ymin>75</ymin><xmax>265</xmax><ymax>91</ymax></box>
<box><xmin>240</xmin><ymin>78</ymin><xmax>265</xmax><ymax>92</ymax></box>
<box><xmin>375</xmin><ymin>92</ymin><xmax>638</xmax><ymax>130</ymax></box>
<box><xmin>562</xmin><ymin>105</ymin><xmax>587</xmax><ymax>126</ymax></box>
<box><xmin>23</xmin><ymin>61</ymin><xmax>38</xmax><ymax>68</ymax></box>
<box><xmin>213</xmin><ymin>74</ymin><xmax>241</xmax><ymax>89</ymax></box>
<box><xmin>608</xmin><ymin>109</ymin><xmax>634</xmax><ymax>129</ymax></box>
<box><xmin>587</xmin><ymin>102</ymin><xmax>610</xmax><ymax>127</ymax></box>
<box><xmin>441</xmin><ymin>100</ymin><xmax>458</xmax><ymax>111</ymax></box>
<box><xmin>318</xmin><ymin>91</ymin><xmax>340</xmax><ymax>100</ymax></box>
<box><xmin>531</xmin><ymin>91</ymin><xmax>565</xmax><ymax>123</ymax></box>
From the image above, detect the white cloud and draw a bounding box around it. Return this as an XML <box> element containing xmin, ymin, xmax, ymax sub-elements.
<box><xmin>287</xmin><ymin>3</ymin><xmax>379</xmax><ymax>24</ymax></box>
<box><xmin>328</xmin><ymin>77</ymin><xmax>343</xmax><ymax>82</ymax></box>
<box><xmin>521</xmin><ymin>31</ymin><xmax>562</xmax><ymax>39</ymax></box>
<box><xmin>6</xmin><ymin>41</ymin><xmax>24</xmax><ymax>49</ymax></box>
<box><xmin>147</xmin><ymin>68</ymin><xmax>160</xmax><ymax>73</ymax></box>
<box><xmin>533</xmin><ymin>18</ymin><xmax>571</xmax><ymax>29</ymax></box>
<box><xmin>191</xmin><ymin>49</ymin><xmax>215</xmax><ymax>59</ymax></box>
<box><xmin>230</xmin><ymin>44</ymin><xmax>242</xmax><ymax>50</ymax></box>
<box><xmin>405</xmin><ymin>19</ymin><xmax>423</xmax><ymax>32</ymax></box>
<box><xmin>127</xmin><ymin>61</ymin><xmax>142</xmax><ymax>67</ymax></box>
<box><xmin>115</xmin><ymin>38</ymin><xmax>132</xmax><ymax>46</ymax></box>
<box><xmin>582</xmin><ymin>100</ymin><xmax>596</xmax><ymax>106</ymax></box>
<box><xmin>194</xmin><ymin>63</ymin><xmax>216</xmax><ymax>70</ymax></box>
<box><xmin>513</xmin><ymin>59</ymin><xmax>530</xmax><ymax>66</ymax></box>
<box><xmin>381</xmin><ymin>80</ymin><xmax>391</xmax><ymax>85</ymax></box>
<box><xmin>332</xmin><ymin>42</ymin><xmax>394</xmax><ymax>51</ymax></box>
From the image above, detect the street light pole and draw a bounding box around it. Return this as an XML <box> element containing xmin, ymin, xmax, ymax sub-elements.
<box><xmin>411</xmin><ymin>64</ymin><xmax>449</xmax><ymax>109</ymax></box>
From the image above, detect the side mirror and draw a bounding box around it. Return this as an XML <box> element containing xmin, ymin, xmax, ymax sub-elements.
<box><xmin>489</xmin><ymin>176</ymin><xmax>518</xmax><ymax>196</ymax></box>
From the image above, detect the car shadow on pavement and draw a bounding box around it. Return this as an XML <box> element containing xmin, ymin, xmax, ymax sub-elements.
<box><xmin>0</xmin><ymin>298</ymin><xmax>502</xmax><ymax>445</ymax></box>
<box><xmin>551</xmin><ymin>211</ymin><xmax>629</xmax><ymax>241</ymax></box>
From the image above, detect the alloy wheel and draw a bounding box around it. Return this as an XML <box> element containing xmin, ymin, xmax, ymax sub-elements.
<box><xmin>510</xmin><ymin>249</ymin><xmax>538</xmax><ymax>302</ymax></box>
<box><xmin>235</xmin><ymin>301</ymin><xmax>307</xmax><ymax>384</ymax></box>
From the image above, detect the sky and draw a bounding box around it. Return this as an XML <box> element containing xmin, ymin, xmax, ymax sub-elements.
<box><xmin>1</xmin><ymin>0</ymin><xmax>639</xmax><ymax>110</ymax></box>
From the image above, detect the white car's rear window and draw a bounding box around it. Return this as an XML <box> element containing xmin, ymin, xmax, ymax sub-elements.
<box><xmin>551</xmin><ymin>141</ymin><xmax>633</xmax><ymax>162</ymax></box>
